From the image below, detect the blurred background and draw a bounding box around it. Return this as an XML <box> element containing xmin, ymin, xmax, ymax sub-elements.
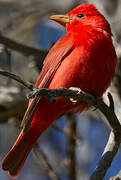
<box><xmin>0</xmin><ymin>0</ymin><xmax>121</xmax><ymax>179</ymax></box>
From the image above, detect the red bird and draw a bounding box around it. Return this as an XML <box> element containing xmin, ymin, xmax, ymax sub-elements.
<box><xmin>2</xmin><ymin>3</ymin><xmax>117</xmax><ymax>178</ymax></box>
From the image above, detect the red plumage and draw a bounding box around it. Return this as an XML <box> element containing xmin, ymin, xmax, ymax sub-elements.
<box><xmin>2</xmin><ymin>3</ymin><xmax>117</xmax><ymax>178</ymax></box>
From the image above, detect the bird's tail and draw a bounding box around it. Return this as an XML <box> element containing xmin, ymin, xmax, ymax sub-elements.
<box><xmin>2</xmin><ymin>131</ymin><xmax>33</xmax><ymax>178</ymax></box>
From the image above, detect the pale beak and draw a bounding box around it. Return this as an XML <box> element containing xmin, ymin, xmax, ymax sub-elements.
<box><xmin>49</xmin><ymin>14</ymin><xmax>71</xmax><ymax>26</ymax></box>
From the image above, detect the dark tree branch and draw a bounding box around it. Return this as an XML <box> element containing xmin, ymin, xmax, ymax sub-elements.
<box><xmin>0</xmin><ymin>32</ymin><xmax>48</xmax><ymax>57</ymax></box>
<box><xmin>28</xmin><ymin>87</ymin><xmax>121</xmax><ymax>133</ymax></box>
<box><xmin>108</xmin><ymin>92</ymin><xmax>115</xmax><ymax>112</ymax></box>
<box><xmin>66</xmin><ymin>113</ymin><xmax>77</xmax><ymax>180</ymax></box>
<box><xmin>0</xmin><ymin>69</ymin><xmax>35</xmax><ymax>91</ymax></box>
<box><xmin>0</xmin><ymin>69</ymin><xmax>121</xmax><ymax>180</ymax></box>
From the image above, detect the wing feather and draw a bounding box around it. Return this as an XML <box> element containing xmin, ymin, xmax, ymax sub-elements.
<box><xmin>21</xmin><ymin>33</ymin><xmax>74</xmax><ymax>132</ymax></box>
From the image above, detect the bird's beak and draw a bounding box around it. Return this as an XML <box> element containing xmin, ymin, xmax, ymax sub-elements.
<box><xmin>49</xmin><ymin>15</ymin><xmax>71</xmax><ymax>26</ymax></box>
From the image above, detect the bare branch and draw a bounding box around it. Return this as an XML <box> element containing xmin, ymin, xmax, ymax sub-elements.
<box><xmin>33</xmin><ymin>143</ymin><xmax>61</xmax><ymax>180</ymax></box>
<box><xmin>28</xmin><ymin>87</ymin><xmax>121</xmax><ymax>133</ymax></box>
<box><xmin>66</xmin><ymin>113</ymin><xmax>77</xmax><ymax>180</ymax></box>
<box><xmin>0</xmin><ymin>69</ymin><xmax>35</xmax><ymax>90</ymax></box>
<box><xmin>108</xmin><ymin>92</ymin><xmax>115</xmax><ymax>112</ymax></box>
<box><xmin>90</xmin><ymin>131</ymin><xmax>121</xmax><ymax>180</ymax></box>
<box><xmin>0</xmin><ymin>69</ymin><xmax>121</xmax><ymax>132</ymax></box>
<box><xmin>0</xmin><ymin>69</ymin><xmax>121</xmax><ymax>180</ymax></box>
<box><xmin>0</xmin><ymin>32</ymin><xmax>48</xmax><ymax>57</ymax></box>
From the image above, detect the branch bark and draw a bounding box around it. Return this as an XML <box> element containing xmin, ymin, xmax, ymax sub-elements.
<box><xmin>90</xmin><ymin>131</ymin><xmax>121</xmax><ymax>180</ymax></box>
<box><xmin>0</xmin><ymin>69</ymin><xmax>121</xmax><ymax>180</ymax></box>
<box><xmin>0</xmin><ymin>69</ymin><xmax>35</xmax><ymax>90</ymax></box>
<box><xmin>28</xmin><ymin>87</ymin><xmax>121</xmax><ymax>132</ymax></box>
<box><xmin>66</xmin><ymin>113</ymin><xmax>77</xmax><ymax>180</ymax></box>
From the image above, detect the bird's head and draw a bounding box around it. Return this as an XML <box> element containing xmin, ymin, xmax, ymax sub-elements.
<box><xmin>50</xmin><ymin>3</ymin><xmax>112</xmax><ymax>36</ymax></box>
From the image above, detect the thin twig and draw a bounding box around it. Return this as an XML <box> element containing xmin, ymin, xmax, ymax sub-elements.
<box><xmin>52</xmin><ymin>124</ymin><xmax>82</xmax><ymax>147</ymax></box>
<box><xmin>0</xmin><ymin>69</ymin><xmax>35</xmax><ymax>90</ymax></box>
<box><xmin>33</xmin><ymin>143</ymin><xmax>61</xmax><ymax>180</ymax></box>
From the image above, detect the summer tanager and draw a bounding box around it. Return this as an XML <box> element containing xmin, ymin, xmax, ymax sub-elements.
<box><xmin>2</xmin><ymin>3</ymin><xmax>117</xmax><ymax>178</ymax></box>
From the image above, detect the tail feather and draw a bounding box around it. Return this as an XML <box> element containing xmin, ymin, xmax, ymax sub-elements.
<box><xmin>2</xmin><ymin>132</ymin><xmax>33</xmax><ymax>178</ymax></box>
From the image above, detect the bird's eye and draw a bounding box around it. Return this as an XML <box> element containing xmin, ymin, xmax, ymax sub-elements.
<box><xmin>77</xmin><ymin>13</ymin><xmax>84</xmax><ymax>18</ymax></box>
